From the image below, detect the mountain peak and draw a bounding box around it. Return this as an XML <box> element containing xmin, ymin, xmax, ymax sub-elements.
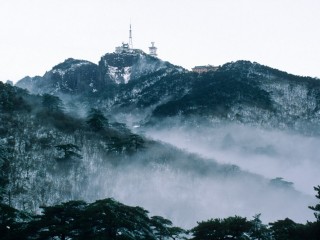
<box><xmin>15</xmin><ymin>50</ymin><xmax>183</xmax><ymax>95</ymax></box>
<box><xmin>52</xmin><ymin>58</ymin><xmax>94</xmax><ymax>71</ymax></box>
<box><xmin>98</xmin><ymin>50</ymin><xmax>175</xmax><ymax>84</ymax></box>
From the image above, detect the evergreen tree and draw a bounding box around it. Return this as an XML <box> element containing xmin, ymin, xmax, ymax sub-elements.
<box><xmin>81</xmin><ymin>198</ymin><xmax>154</xmax><ymax>239</ymax></box>
<box><xmin>0</xmin><ymin>145</ymin><xmax>10</xmax><ymax>203</ymax></box>
<box><xmin>191</xmin><ymin>216</ymin><xmax>252</xmax><ymax>240</ymax></box>
<box><xmin>307</xmin><ymin>185</ymin><xmax>320</xmax><ymax>240</ymax></box>
<box><xmin>269</xmin><ymin>218</ymin><xmax>305</xmax><ymax>240</ymax></box>
<box><xmin>223</xmin><ymin>216</ymin><xmax>252</xmax><ymax>239</ymax></box>
<box><xmin>309</xmin><ymin>185</ymin><xmax>320</xmax><ymax>222</ymax></box>
<box><xmin>249</xmin><ymin>214</ymin><xmax>271</xmax><ymax>240</ymax></box>
<box><xmin>86</xmin><ymin>108</ymin><xmax>108</xmax><ymax>131</ymax></box>
<box><xmin>191</xmin><ymin>218</ymin><xmax>225</xmax><ymax>240</ymax></box>
<box><xmin>151</xmin><ymin>216</ymin><xmax>185</xmax><ymax>240</ymax></box>
<box><xmin>42</xmin><ymin>93</ymin><xmax>64</xmax><ymax>112</ymax></box>
<box><xmin>0</xmin><ymin>82</ymin><xmax>29</xmax><ymax>112</ymax></box>
<box><xmin>34</xmin><ymin>201</ymin><xmax>87</xmax><ymax>240</ymax></box>
<box><xmin>55</xmin><ymin>144</ymin><xmax>82</xmax><ymax>161</ymax></box>
<box><xmin>0</xmin><ymin>203</ymin><xmax>30</xmax><ymax>240</ymax></box>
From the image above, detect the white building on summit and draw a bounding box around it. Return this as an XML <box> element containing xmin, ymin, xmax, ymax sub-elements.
<box><xmin>115</xmin><ymin>43</ymin><xmax>131</xmax><ymax>54</ymax></box>
<box><xmin>149</xmin><ymin>42</ymin><xmax>157</xmax><ymax>57</ymax></box>
<box><xmin>115</xmin><ymin>25</ymin><xmax>158</xmax><ymax>57</ymax></box>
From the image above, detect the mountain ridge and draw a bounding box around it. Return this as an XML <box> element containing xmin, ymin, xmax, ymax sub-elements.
<box><xmin>2</xmin><ymin>51</ymin><xmax>320</xmax><ymax>226</ymax></box>
<box><xmin>15</xmin><ymin>55</ymin><xmax>320</xmax><ymax>134</ymax></box>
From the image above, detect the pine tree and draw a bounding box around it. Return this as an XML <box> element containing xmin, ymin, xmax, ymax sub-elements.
<box><xmin>309</xmin><ymin>185</ymin><xmax>320</xmax><ymax>222</ymax></box>
<box><xmin>86</xmin><ymin>108</ymin><xmax>108</xmax><ymax>131</ymax></box>
<box><xmin>42</xmin><ymin>93</ymin><xmax>64</xmax><ymax>112</ymax></box>
<box><xmin>55</xmin><ymin>144</ymin><xmax>82</xmax><ymax>161</ymax></box>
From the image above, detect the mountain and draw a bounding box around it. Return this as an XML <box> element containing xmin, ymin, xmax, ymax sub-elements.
<box><xmin>32</xmin><ymin>57</ymin><xmax>318</xmax><ymax>134</ymax></box>
<box><xmin>3</xmin><ymin>81</ymin><xmax>312</xmax><ymax>228</ymax></box>
<box><xmin>16</xmin><ymin>50</ymin><xmax>184</xmax><ymax>96</ymax></box>
<box><xmin>16</xmin><ymin>58</ymin><xmax>99</xmax><ymax>95</ymax></box>
<box><xmin>145</xmin><ymin>61</ymin><xmax>320</xmax><ymax>133</ymax></box>
<box><xmin>98</xmin><ymin>49</ymin><xmax>179</xmax><ymax>84</ymax></box>
<box><xmin>10</xmin><ymin>50</ymin><xmax>320</xmax><ymax>226</ymax></box>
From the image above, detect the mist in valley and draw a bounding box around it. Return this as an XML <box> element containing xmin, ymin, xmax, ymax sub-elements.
<box><xmin>79</xmin><ymin>127</ymin><xmax>317</xmax><ymax>228</ymax></box>
<box><xmin>142</xmin><ymin>118</ymin><xmax>320</xmax><ymax>195</ymax></box>
<box><xmin>2</xmin><ymin>85</ymin><xmax>318</xmax><ymax>230</ymax></box>
<box><xmin>83</xmin><ymin>116</ymin><xmax>317</xmax><ymax>228</ymax></box>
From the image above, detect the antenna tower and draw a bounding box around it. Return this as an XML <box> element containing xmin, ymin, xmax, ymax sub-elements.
<box><xmin>129</xmin><ymin>24</ymin><xmax>133</xmax><ymax>49</ymax></box>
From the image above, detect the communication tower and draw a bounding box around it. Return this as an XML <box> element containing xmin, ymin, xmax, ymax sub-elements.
<box><xmin>149</xmin><ymin>42</ymin><xmax>157</xmax><ymax>57</ymax></box>
<box><xmin>129</xmin><ymin>24</ymin><xmax>133</xmax><ymax>49</ymax></box>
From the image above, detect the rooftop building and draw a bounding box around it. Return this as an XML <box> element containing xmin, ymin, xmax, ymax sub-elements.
<box><xmin>192</xmin><ymin>65</ymin><xmax>219</xmax><ymax>73</ymax></box>
<box><xmin>149</xmin><ymin>42</ymin><xmax>157</xmax><ymax>57</ymax></box>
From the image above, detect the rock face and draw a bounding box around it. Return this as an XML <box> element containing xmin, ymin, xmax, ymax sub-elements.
<box><xmin>15</xmin><ymin>52</ymin><xmax>320</xmax><ymax>133</ymax></box>
<box><xmin>6</xmin><ymin>55</ymin><xmax>320</xmax><ymax>227</ymax></box>
<box><xmin>98</xmin><ymin>49</ymin><xmax>172</xmax><ymax>84</ymax></box>
<box><xmin>16</xmin><ymin>58</ymin><xmax>99</xmax><ymax>94</ymax></box>
<box><xmin>16</xmin><ymin>50</ymin><xmax>181</xmax><ymax>95</ymax></box>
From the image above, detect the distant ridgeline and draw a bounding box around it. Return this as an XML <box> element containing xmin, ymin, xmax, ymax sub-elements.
<box><xmin>2</xmin><ymin>27</ymin><xmax>320</xmax><ymax>235</ymax></box>
<box><xmin>15</xmin><ymin>54</ymin><xmax>320</xmax><ymax>134</ymax></box>
<box><xmin>14</xmin><ymin>24</ymin><xmax>320</xmax><ymax>135</ymax></box>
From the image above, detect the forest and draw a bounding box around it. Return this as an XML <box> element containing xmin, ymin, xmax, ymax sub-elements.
<box><xmin>0</xmin><ymin>185</ymin><xmax>319</xmax><ymax>240</ymax></box>
<box><xmin>1</xmin><ymin>61</ymin><xmax>320</xmax><ymax>240</ymax></box>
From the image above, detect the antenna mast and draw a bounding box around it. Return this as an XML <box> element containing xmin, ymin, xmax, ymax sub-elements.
<box><xmin>129</xmin><ymin>24</ymin><xmax>133</xmax><ymax>49</ymax></box>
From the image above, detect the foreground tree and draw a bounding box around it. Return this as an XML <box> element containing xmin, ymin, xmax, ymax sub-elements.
<box><xmin>309</xmin><ymin>185</ymin><xmax>320</xmax><ymax>222</ymax></box>
<box><xmin>0</xmin><ymin>203</ymin><xmax>30</xmax><ymax>240</ymax></box>
<box><xmin>191</xmin><ymin>216</ymin><xmax>252</xmax><ymax>240</ymax></box>
<box><xmin>32</xmin><ymin>201</ymin><xmax>87</xmax><ymax>240</ymax></box>
<box><xmin>151</xmin><ymin>216</ymin><xmax>185</xmax><ymax>240</ymax></box>
<box><xmin>269</xmin><ymin>218</ymin><xmax>306</xmax><ymax>240</ymax></box>
<box><xmin>249</xmin><ymin>214</ymin><xmax>271</xmax><ymax>240</ymax></box>
<box><xmin>306</xmin><ymin>185</ymin><xmax>320</xmax><ymax>240</ymax></box>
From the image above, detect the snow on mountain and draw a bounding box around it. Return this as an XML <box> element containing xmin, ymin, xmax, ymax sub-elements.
<box><xmin>16</xmin><ymin>58</ymin><xmax>99</xmax><ymax>95</ymax></box>
<box><xmin>16</xmin><ymin>50</ymin><xmax>183</xmax><ymax>96</ymax></box>
<box><xmin>98</xmin><ymin>49</ymin><xmax>181</xmax><ymax>85</ymax></box>
<box><xmin>6</xmin><ymin>56</ymin><xmax>320</xmax><ymax>227</ymax></box>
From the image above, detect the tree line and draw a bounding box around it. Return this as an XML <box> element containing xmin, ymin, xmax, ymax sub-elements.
<box><xmin>1</xmin><ymin>186</ymin><xmax>320</xmax><ymax>240</ymax></box>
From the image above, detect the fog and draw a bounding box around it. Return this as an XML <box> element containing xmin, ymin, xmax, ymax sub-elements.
<box><xmin>73</xmin><ymin>117</ymin><xmax>317</xmax><ymax>228</ymax></box>
<box><xmin>143</xmin><ymin>119</ymin><xmax>320</xmax><ymax>196</ymax></box>
<box><xmin>79</xmin><ymin>123</ymin><xmax>317</xmax><ymax>228</ymax></box>
<box><xmin>89</xmin><ymin>153</ymin><xmax>314</xmax><ymax>228</ymax></box>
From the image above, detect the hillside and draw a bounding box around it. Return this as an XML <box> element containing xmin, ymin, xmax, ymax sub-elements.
<box><xmin>9</xmin><ymin>51</ymin><xmax>320</xmax><ymax>227</ymax></box>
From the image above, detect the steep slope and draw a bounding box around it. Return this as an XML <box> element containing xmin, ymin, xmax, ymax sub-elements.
<box><xmin>15</xmin><ymin>57</ymin><xmax>320</xmax><ymax>134</ymax></box>
<box><xmin>98</xmin><ymin>49</ymin><xmax>179</xmax><ymax>84</ymax></box>
<box><xmin>16</xmin><ymin>58</ymin><xmax>99</xmax><ymax>95</ymax></box>
<box><xmin>0</xmin><ymin>82</ymin><xmax>313</xmax><ymax>227</ymax></box>
<box><xmin>147</xmin><ymin>61</ymin><xmax>320</xmax><ymax>133</ymax></box>
<box><xmin>16</xmin><ymin>50</ymin><xmax>184</xmax><ymax>97</ymax></box>
<box><xmin>89</xmin><ymin>60</ymin><xmax>318</xmax><ymax>133</ymax></box>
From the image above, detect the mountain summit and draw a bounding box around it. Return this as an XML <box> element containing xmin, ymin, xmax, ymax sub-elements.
<box><xmin>16</xmin><ymin>49</ymin><xmax>183</xmax><ymax>95</ymax></box>
<box><xmin>98</xmin><ymin>49</ymin><xmax>177</xmax><ymax>85</ymax></box>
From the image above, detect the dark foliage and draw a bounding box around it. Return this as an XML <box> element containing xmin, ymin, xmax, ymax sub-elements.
<box><xmin>1</xmin><ymin>185</ymin><xmax>320</xmax><ymax>239</ymax></box>
<box><xmin>191</xmin><ymin>216</ymin><xmax>252</xmax><ymax>240</ymax></box>
<box><xmin>269</xmin><ymin>218</ymin><xmax>306</xmax><ymax>240</ymax></box>
<box><xmin>0</xmin><ymin>198</ymin><xmax>184</xmax><ymax>240</ymax></box>
<box><xmin>86</xmin><ymin>108</ymin><xmax>108</xmax><ymax>131</ymax></box>
<box><xmin>55</xmin><ymin>144</ymin><xmax>82</xmax><ymax>161</ymax></box>
<box><xmin>309</xmin><ymin>185</ymin><xmax>320</xmax><ymax>221</ymax></box>
<box><xmin>152</xmin><ymin>70</ymin><xmax>273</xmax><ymax>118</ymax></box>
<box><xmin>0</xmin><ymin>82</ymin><xmax>30</xmax><ymax>113</ymax></box>
<box><xmin>42</xmin><ymin>93</ymin><xmax>64</xmax><ymax>112</ymax></box>
<box><xmin>0</xmin><ymin>203</ymin><xmax>30</xmax><ymax>240</ymax></box>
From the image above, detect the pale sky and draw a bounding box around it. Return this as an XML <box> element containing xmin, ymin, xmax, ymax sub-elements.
<box><xmin>1</xmin><ymin>0</ymin><xmax>320</xmax><ymax>83</ymax></box>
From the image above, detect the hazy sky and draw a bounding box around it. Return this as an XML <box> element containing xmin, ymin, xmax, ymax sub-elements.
<box><xmin>1</xmin><ymin>0</ymin><xmax>320</xmax><ymax>83</ymax></box>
